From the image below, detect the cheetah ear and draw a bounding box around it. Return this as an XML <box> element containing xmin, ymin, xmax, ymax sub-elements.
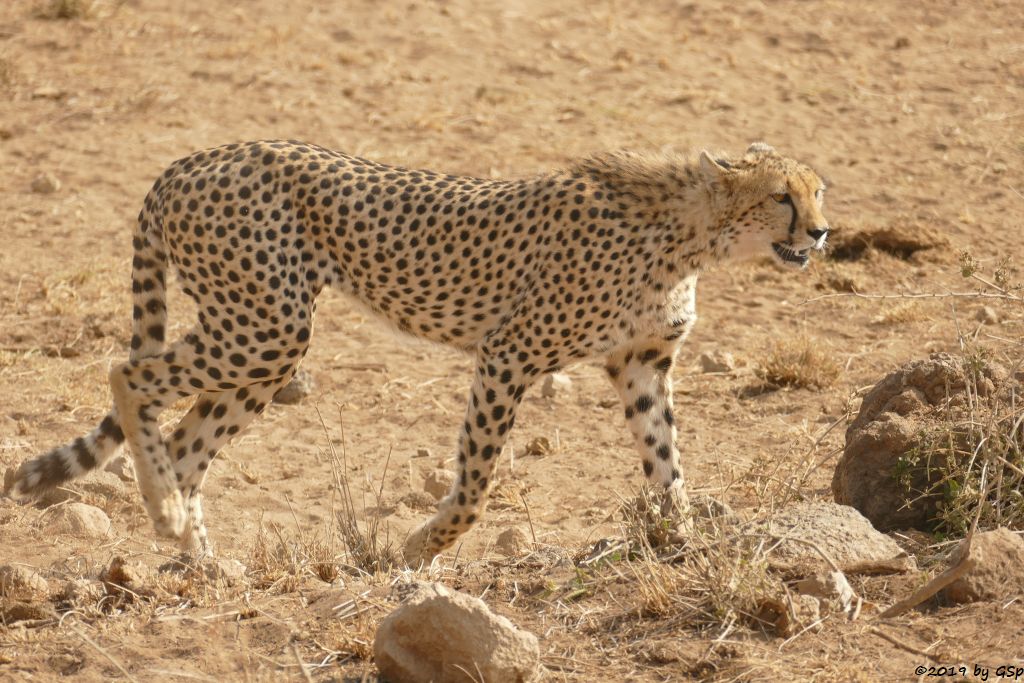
<box><xmin>745</xmin><ymin>142</ymin><xmax>775</xmax><ymax>156</ymax></box>
<box><xmin>698</xmin><ymin>150</ymin><xmax>732</xmax><ymax>183</ymax></box>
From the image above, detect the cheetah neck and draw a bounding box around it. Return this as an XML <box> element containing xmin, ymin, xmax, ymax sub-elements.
<box><xmin>575</xmin><ymin>151</ymin><xmax>731</xmax><ymax>279</ymax></box>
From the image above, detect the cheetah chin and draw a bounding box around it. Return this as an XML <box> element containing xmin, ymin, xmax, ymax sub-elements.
<box><xmin>771</xmin><ymin>242</ymin><xmax>811</xmax><ymax>268</ymax></box>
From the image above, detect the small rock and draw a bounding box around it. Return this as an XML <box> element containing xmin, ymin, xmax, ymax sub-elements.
<box><xmin>423</xmin><ymin>469</ymin><xmax>455</xmax><ymax>500</ymax></box>
<box><xmin>415</xmin><ymin>448</ymin><xmax>432</xmax><ymax>458</ymax></box>
<box><xmin>100</xmin><ymin>556</ymin><xmax>155</xmax><ymax>599</ymax></box>
<box><xmin>794</xmin><ymin>571</ymin><xmax>859</xmax><ymax>617</ymax></box>
<box><xmin>374</xmin><ymin>581</ymin><xmax>541</xmax><ymax>683</ymax></box>
<box><xmin>399</xmin><ymin>490</ymin><xmax>438</xmax><ymax>512</ymax></box>
<box><xmin>2</xmin><ymin>467</ymin><xmax>15</xmax><ymax>494</ymax></box>
<box><xmin>60</xmin><ymin>578</ymin><xmax>105</xmax><ymax>605</ymax></box>
<box><xmin>42</xmin><ymin>502</ymin><xmax>111</xmax><ymax>538</ymax></box>
<box><xmin>698</xmin><ymin>351</ymin><xmax>736</xmax><ymax>373</ymax></box>
<box><xmin>273</xmin><ymin>369</ymin><xmax>315</xmax><ymax>405</ymax></box>
<box><xmin>31</xmin><ymin>86</ymin><xmax>65</xmax><ymax>100</ymax></box>
<box><xmin>940</xmin><ymin>528</ymin><xmax>1024</xmax><ymax>604</ymax></box>
<box><xmin>689</xmin><ymin>493</ymin><xmax>734</xmax><ymax>521</ymax></box>
<box><xmin>495</xmin><ymin>527</ymin><xmax>531</xmax><ymax>557</ymax></box>
<box><xmin>104</xmin><ymin>455</ymin><xmax>135</xmax><ymax>482</ymax></box>
<box><xmin>755</xmin><ymin>593</ymin><xmax>821</xmax><ymax>637</ymax></box>
<box><xmin>0</xmin><ymin>565</ymin><xmax>49</xmax><ymax>601</ymax></box>
<box><xmin>30</xmin><ymin>172</ymin><xmax>61</xmax><ymax>194</ymax></box>
<box><xmin>975</xmin><ymin>306</ymin><xmax>999</xmax><ymax>325</ymax></box>
<box><xmin>208</xmin><ymin>558</ymin><xmax>247</xmax><ymax>585</ymax></box>
<box><xmin>541</xmin><ymin>373</ymin><xmax>572</xmax><ymax>398</ymax></box>
<box><xmin>524</xmin><ymin>436</ymin><xmax>552</xmax><ymax>456</ymax></box>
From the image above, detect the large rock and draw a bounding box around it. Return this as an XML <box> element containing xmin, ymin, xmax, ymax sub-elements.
<box><xmin>832</xmin><ymin>353</ymin><xmax>1009</xmax><ymax>530</ymax></box>
<box><xmin>374</xmin><ymin>582</ymin><xmax>541</xmax><ymax>683</ymax></box>
<box><xmin>940</xmin><ymin>528</ymin><xmax>1024</xmax><ymax>604</ymax></box>
<box><xmin>759</xmin><ymin>502</ymin><xmax>912</xmax><ymax>573</ymax></box>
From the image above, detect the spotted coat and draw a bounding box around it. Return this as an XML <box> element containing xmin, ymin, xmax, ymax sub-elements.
<box><xmin>9</xmin><ymin>140</ymin><xmax>829</xmax><ymax>564</ymax></box>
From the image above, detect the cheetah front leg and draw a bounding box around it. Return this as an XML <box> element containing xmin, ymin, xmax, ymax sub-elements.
<box><xmin>403</xmin><ymin>351</ymin><xmax>537</xmax><ymax>567</ymax></box>
<box><xmin>605</xmin><ymin>340</ymin><xmax>691</xmax><ymax>516</ymax></box>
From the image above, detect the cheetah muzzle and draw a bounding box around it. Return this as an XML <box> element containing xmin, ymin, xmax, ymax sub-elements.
<box><xmin>8</xmin><ymin>139</ymin><xmax>830</xmax><ymax>568</ymax></box>
<box><xmin>771</xmin><ymin>241</ymin><xmax>812</xmax><ymax>268</ymax></box>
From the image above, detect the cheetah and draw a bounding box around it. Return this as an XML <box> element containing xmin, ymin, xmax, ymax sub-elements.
<box><xmin>7</xmin><ymin>140</ymin><xmax>830</xmax><ymax>565</ymax></box>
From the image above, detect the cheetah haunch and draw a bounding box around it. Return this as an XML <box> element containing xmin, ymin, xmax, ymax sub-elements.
<box><xmin>8</xmin><ymin>140</ymin><xmax>829</xmax><ymax>565</ymax></box>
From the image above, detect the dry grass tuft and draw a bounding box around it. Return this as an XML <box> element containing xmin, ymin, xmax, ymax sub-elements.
<box><xmin>319</xmin><ymin>408</ymin><xmax>401</xmax><ymax>576</ymax></box>
<box><xmin>755</xmin><ymin>334</ymin><xmax>841</xmax><ymax>390</ymax></box>
<box><xmin>871</xmin><ymin>301</ymin><xmax>929</xmax><ymax>325</ymax></box>
<box><xmin>247</xmin><ymin>520</ymin><xmax>339</xmax><ymax>592</ymax></box>
<box><xmin>609</xmin><ymin>493</ymin><xmax>784</xmax><ymax>632</ymax></box>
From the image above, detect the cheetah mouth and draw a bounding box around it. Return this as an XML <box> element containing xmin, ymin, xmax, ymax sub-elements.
<box><xmin>771</xmin><ymin>242</ymin><xmax>810</xmax><ymax>268</ymax></box>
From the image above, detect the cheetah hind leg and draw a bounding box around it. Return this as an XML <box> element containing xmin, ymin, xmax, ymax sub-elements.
<box><xmin>170</xmin><ymin>379</ymin><xmax>288</xmax><ymax>555</ymax></box>
<box><xmin>109</xmin><ymin>357</ymin><xmax>187</xmax><ymax>539</ymax></box>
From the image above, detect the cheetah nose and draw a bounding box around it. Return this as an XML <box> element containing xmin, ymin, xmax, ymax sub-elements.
<box><xmin>807</xmin><ymin>227</ymin><xmax>829</xmax><ymax>241</ymax></box>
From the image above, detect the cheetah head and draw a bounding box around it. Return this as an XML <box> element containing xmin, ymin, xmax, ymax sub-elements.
<box><xmin>700</xmin><ymin>142</ymin><xmax>829</xmax><ymax>269</ymax></box>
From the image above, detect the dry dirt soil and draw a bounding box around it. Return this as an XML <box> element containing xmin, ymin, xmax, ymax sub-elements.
<box><xmin>1</xmin><ymin>0</ymin><xmax>1023</xmax><ymax>681</ymax></box>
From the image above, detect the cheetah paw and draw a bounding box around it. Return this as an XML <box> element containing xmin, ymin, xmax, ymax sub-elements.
<box><xmin>147</xmin><ymin>489</ymin><xmax>187</xmax><ymax>539</ymax></box>
<box><xmin>401</xmin><ymin>524</ymin><xmax>438</xmax><ymax>569</ymax></box>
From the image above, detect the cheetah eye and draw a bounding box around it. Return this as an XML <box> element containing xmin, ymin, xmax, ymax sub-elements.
<box><xmin>771</xmin><ymin>192</ymin><xmax>789</xmax><ymax>203</ymax></box>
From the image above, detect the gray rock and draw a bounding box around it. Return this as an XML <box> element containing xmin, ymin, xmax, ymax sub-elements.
<box><xmin>374</xmin><ymin>581</ymin><xmax>541</xmax><ymax>683</ymax></box>
<box><xmin>759</xmin><ymin>501</ymin><xmax>912</xmax><ymax>573</ymax></box>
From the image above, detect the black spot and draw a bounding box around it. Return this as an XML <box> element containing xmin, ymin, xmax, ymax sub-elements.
<box><xmin>72</xmin><ymin>438</ymin><xmax>95</xmax><ymax>470</ymax></box>
<box><xmin>635</xmin><ymin>395</ymin><xmax>653</xmax><ymax>413</ymax></box>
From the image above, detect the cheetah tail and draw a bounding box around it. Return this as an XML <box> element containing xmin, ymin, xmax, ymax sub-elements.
<box><xmin>6</xmin><ymin>412</ymin><xmax>126</xmax><ymax>497</ymax></box>
<box><xmin>5</xmin><ymin>187</ymin><xmax>169</xmax><ymax>499</ymax></box>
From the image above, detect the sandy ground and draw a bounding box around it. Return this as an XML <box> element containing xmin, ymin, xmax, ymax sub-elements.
<box><xmin>1</xmin><ymin>0</ymin><xmax>1023</xmax><ymax>680</ymax></box>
